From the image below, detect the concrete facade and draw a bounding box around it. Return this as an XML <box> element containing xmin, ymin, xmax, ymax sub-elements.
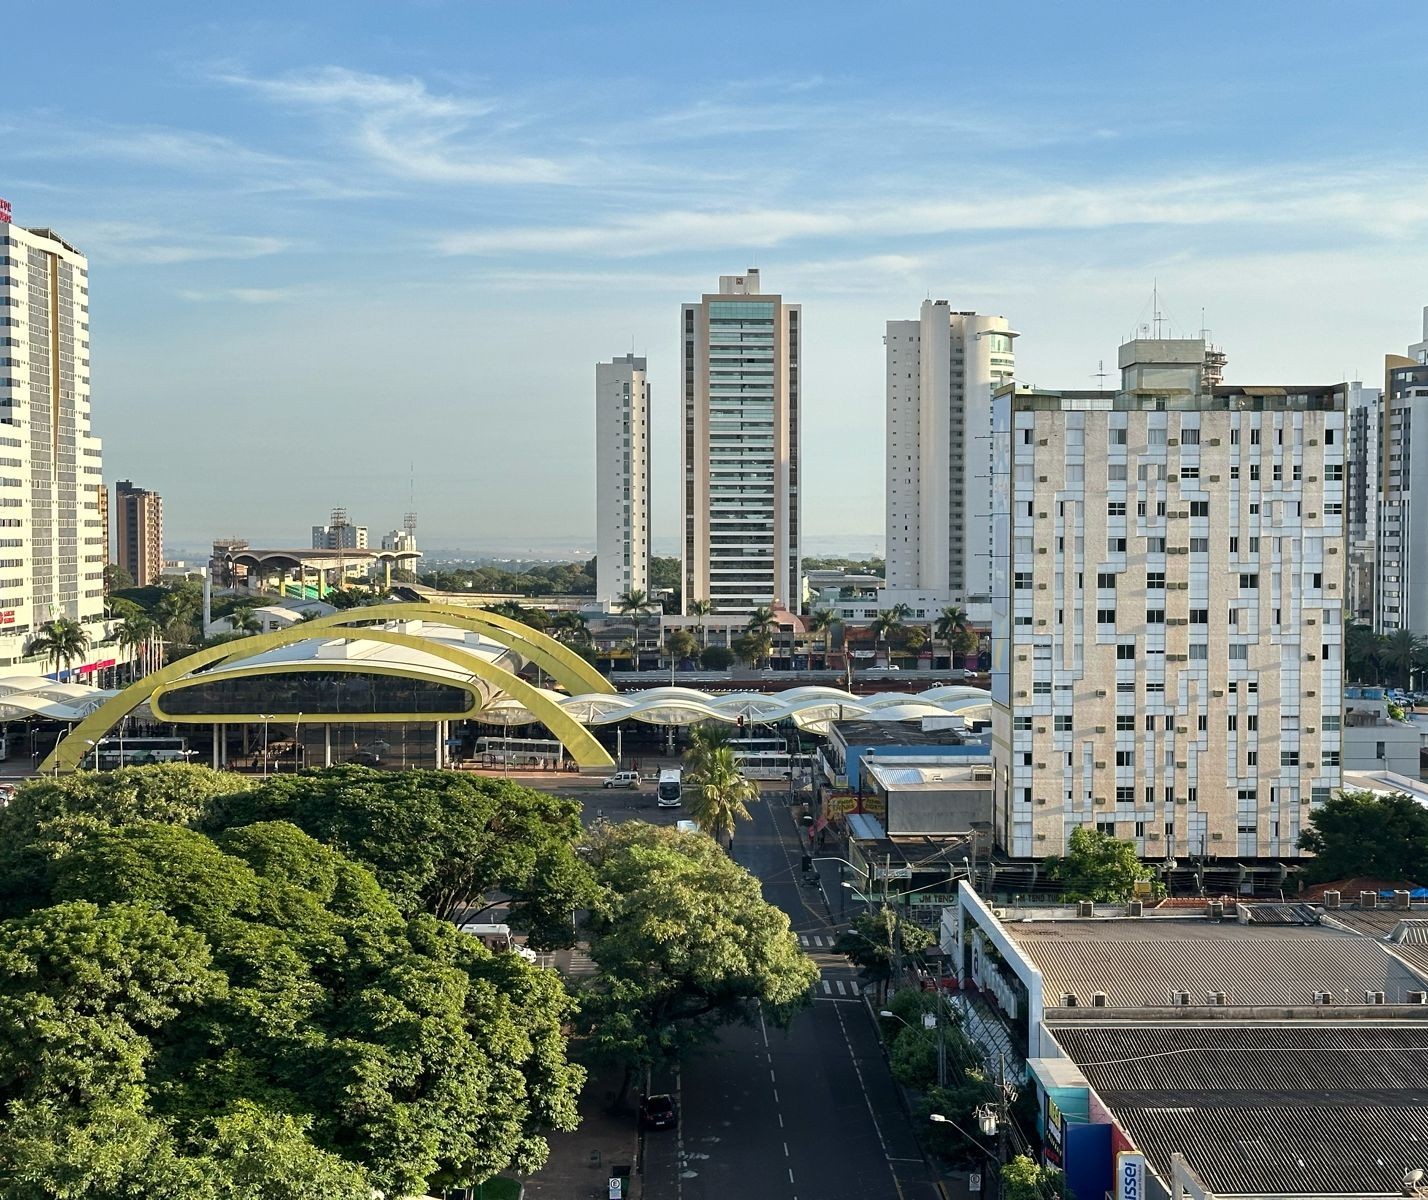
<box><xmin>991</xmin><ymin>339</ymin><xmax>1346</xmax><ymax>861</ymax></box>
<box><xmin>0</xmin><ymin>214</ymin><xmax>106</xmax><ymax>666</ymax></box>
<box><xmin>681</xmin><ymin>270</ymin><xmax>801</xmax><ymax>614</ymax></box>
<box><xmin>115</xmin><ymin>479</ymin><xmax>163</xmax><ymax>586</ymax></box>
<box><xmin>1345</xmin><ymin>380</ymin><xmax>1380</xmax><ymax>626</ymax></box>
<box><xmin>595</xmin><ymin>354</ymin><xmax>650</xmax><ymax>606</ymax></box>
<box><xmin>885</xmin><ymin>302</ymin><xmax>1015</xmax><ymax>609</ymax></box>
<box><xmin>1376</xmin><ymin>309</ymin><xmax>1428</xmax><ymax>633</ymax></box>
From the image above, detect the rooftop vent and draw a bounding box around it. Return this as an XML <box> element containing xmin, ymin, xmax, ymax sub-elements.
<box><xmin>1207</xmin><ymin>991</ymin><xmax>1227</xmax><ymax>1006</ymax></box>
<box><xmin>1407</xmin><ymin>991</ymin><xmax>1427</xmax><ymax>1005</ymax></box>
<box><xmin>1362</xmin><ymin>891</ymin><xmax>1379</xmax><ymax>909</ymax></box>
<box><xmin>1077</xmin><ymin>901</ymin><xmax>1095</xmax><ymax>918</ymax></box>
<box><xmin>1323</xmin><ymin>889</ymin><xmax>1341</xmax><ymax>909</ymax></box>
<box><xmin>1061</xmin><ymin>992</ymin><xmax>1079</xmax><ymax>1008</ymax></box>
<box><xmin>1314</xmin><ymin>991</ymin><xmax>1335</xmax><ymax>1005</ymax></box>
<box><xmin>1173</xmin><ymin>990</ymin><xmax>1192</xmax><ymax>1006</ymax></box>
<box><xmin>1366</xmin><ymin>991</ymin><xmax>1386</xmax><ymax>1005</ymax></box>
<box><xmin>1128</xmin><ymin>899</ymin><xmax>1144</xmax><ymax>917</ymax></box>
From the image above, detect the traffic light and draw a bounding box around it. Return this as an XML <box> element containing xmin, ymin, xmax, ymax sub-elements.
<box><xmin>736</xmin><ymin>715</ymin><xmax>745</xmax><ymax>731</ymax></box>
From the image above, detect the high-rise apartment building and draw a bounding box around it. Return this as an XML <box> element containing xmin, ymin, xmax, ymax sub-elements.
<box><xmin>312</xmin><ymin>508</ymin><xmax>367</xmax><ymax>550</ymax></box>
<box><xmin>991</xmin><ymin>339</ymin><xmax>1345</xmax><ymax>862</ymax></box>
<box><xmin>1376</xmin><ymin>308</ymin><xmax>1428</xmax><ymax>634</ymax></box>
<box><xmin>682</xmin><ymin>270</ymin><xmax>800</xmax><ymax>614</ymax></box>
<box><xmin>1344</xmin><ymin>381</ymin><xmax>1380</xmax><ymax>625</ymax></box>
<box><xmin>595</xmin><ymin>354</ymin><xmax>650</xmax><ymax>606</ymax></box>
<box><xmin>115</xmin><ymin>479</ymin><xmax>164</xmax><ymax>586</ymax></box>
<box><xmin>886</xmin><ymin>303</ymin><xmax>1016</xmax><ymax>614</ymax></box>
<box><xmin>0</xmin><ymin>206</ymin><xmax>106</xmax><ymax>667</ymax></box>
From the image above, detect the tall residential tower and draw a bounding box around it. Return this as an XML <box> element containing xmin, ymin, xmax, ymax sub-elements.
<box><xmin>886</xmin><ymin>303</ymin><xmax>1015</xmax><ymax>615</ymax></box>
<box><xmin>1376</xmin><ymin>307</ymin><xmax>1428</xmax><ymax>633</ymax></box>
<box><xmin>682</xmin><ymin>270</ymin><xmax>801</xmax><ymax>614</ymax></box>
<box><xmin>595</xmin><ymin>354</ymin><xmax>650</xmax><ymax>606</ymax></box>
<box><xmin>992</xmin><ymin>339</ymin><xmax>1345</xmax><ymax>861</ymax></box>
<box><xmin>115</xmin><ymin>479</ymin><xmax>164</xmax><ymax>586</ymax></box>
<box><xmin>0</xmin><ymin>205</ymin><xmax>106</xmax><ymax>668</ymax></box>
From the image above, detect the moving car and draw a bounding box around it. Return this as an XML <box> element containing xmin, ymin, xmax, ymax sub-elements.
<box><xmin>602</xmin><ymin>770</ymin><xmax>640</xmax><ymax>789</ymax></box>
<box><xmin>639</xmin><ymin>1093</ymin><xmax>678</xmax><ymax>1131</ymax></box>
<box><xmin>657</xmin><ymin>769</ymin><xmax>683</xmax><ymax>808</ymax></box>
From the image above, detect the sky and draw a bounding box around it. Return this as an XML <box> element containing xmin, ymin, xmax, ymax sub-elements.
<box><xmin>5</xmin><ymin>0</ymin><xmax>1426</xmax><ymax>555</ymax></box>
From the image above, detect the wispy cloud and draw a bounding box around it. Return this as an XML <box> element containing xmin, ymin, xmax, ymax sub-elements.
<box><xmin>437</xmin><ymin>165</ymin><xmax>1428</xmax><ymax>257</ymax></box>
<box><xmin>66</xmin><ymin>222</ymin><xmax>291</xmax><ymax>265</ymax></box>
<box><xmin>217</xmin><ymin>65</ymin><xmax>571</xmax><ymax>185</ymax></box>
<box><xmin>177</xmin><ymin>286</ymin><xmax>299</xmax><ymax>304</ymax></box>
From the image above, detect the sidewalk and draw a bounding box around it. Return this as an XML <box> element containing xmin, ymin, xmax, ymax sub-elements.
<box><xmin>521</xmin><ymin>1065</ymin><xmax>641</xmax><ymax>1200</ymax></box>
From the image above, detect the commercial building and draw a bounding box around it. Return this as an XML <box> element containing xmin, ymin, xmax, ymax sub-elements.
<box><xmin>1376</xmin><ymin>308</ymin><xmax>1428</xmax><ymax>633</ymax></box>
<box><xmin>885</xmin><ymin>302</ymin><xmax>1016</xmax><ymax>618</ymax></box>
<box><xmin>681</xmin><ymin>270</ymin><xmax>801</xmax><ymax>614</ymax></box>
<box><xmin>0</xmin><ymin>205</ymin><xmax>107</xmax><ymax>667</ymax></box>
<box><xmin>312</xmin><ymin>507</ymin><xmax>367</xmax><ymax>551</ymax></box>
<box><xmin>595</xmin><ymin>353</ymin><xmax>650</xmax><ymax>606</ymax></box>
<box><xmin>991</xmin><ymin>338</ymin><xmax>1346</xmax><ymax>861</ymax></box>
<box><xmin>115</xmin><ymin>479</ymin><xmax>163</xmax><ymax>586</ymax></box>
<box><xmin>944</xmin><ymin>885</ymin><xmax>1428</xmax><ymax>1200</ymax></box>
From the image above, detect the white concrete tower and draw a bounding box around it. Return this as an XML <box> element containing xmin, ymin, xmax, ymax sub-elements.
<box><xmin>681</xmin><ymin>270</ymin><xmax>801</xmax><ymax>614</ymax></box>
<box><xmin>596</xmin><ymin>354</ymin><xmax>650</xmax><ymax>606</ymax></box>
<box><xmin>0</xmin><ymin>203</ymin><xmax>106</xmax><ymax>670</ymax></box>
<box><xmin>885</xmin><ymin>302</ymin><xmax>1015</xmax><ymax>613</ymax></box>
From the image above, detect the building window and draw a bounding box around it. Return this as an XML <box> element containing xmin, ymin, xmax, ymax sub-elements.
<box><xmin>1239</xmin><ymin>573</ymin><xmax>1259</xmax><ymax>589</ymax></box>
<box><xmin>1116</xmin><ymin>715</ymin><xmax>1134</xmax><ymax>731</ymax></box>
<box><xmin>1108</xmin><ymin>537</ymin><xmax>1127</xmax><ymax>553</ymax></box>
<box><xmin>1098</xmin><ymin>609</ymin><xmax>1117</xmax><ymax>624</ymax></box>
<box><xmin>1108</xmin><ymin>501</ymin><xmax>1126</xmax><ymax>517</ymax></box>
<box><xmin>1147</xmin><ymin>572</ymin><xmax>1165</xmax><ymax>589</ymax></box>
<box><xmin>1116</xmin><ymin>643</ymin><xmax>1136</xmax><ymax>660</ymax></box>
<box><xmin>1116</xmin><ymin>786</ymin><xmax>1135</xmax><ymax>804</ymax></box>
<box><xmin>1189</xmin><ymin>608</ymin><xmax>1209</xmax><ymax>624</ymax></box>
<box><xmin>1281</xmin><ymin>751</ymin><xmax>1299</xmax><ymax>766</ymax></box>
<box><xmin>1115</xmin><ymin>750</ymin><xmax>1135</xmax><ymax>766</ymax></box>
<box><xmin>1146</xmin><ymin>609</ymin><xmax>1165</xmax><ymax>624</ymax></box>
<box><xmin>1322</xmin><ymin>750</ymin><xmax>1340</xmax><ymax>767</ymax></box>
<box><xmin>1054</xmin><ymin>715</ymin><xmax>1072</xmax><ymax>732</ymax></box>
<box><xmin>1014</xmin><ymin>716</ymin><xmax>1032</xmax><ymax>731</ymax></box>
<box><xmin>1189</xmin><ymin>501</ymin><xmax>1209</xmax><ymax>517</ymax></box>
<box><xmin>1097</xmin><ymin>572</ymin><xmax>1117</xmax><ymax>589</ymax></box>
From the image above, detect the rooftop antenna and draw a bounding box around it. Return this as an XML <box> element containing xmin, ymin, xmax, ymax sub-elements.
<box><xmin>1093</xmin><ymin>359</ymin><xmax>1109</xmax><ymax>388</ymax></box>
<box><xmin>1153</xmin><ymin>279</ymin><xmax>1164</xmax><ymax>338</ymax></box>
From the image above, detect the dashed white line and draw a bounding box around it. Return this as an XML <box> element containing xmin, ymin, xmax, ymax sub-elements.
<box><xmin>833</xmin><ymin>1000</ymin><xmax>904</xmax><ymax>1200</ymax></box>
<box><xmin>783</xmin><ymin>1141</ymin><xmax>790</xmax><ymax>1157</ymax></box>
<box><xmin>836</xmin><ymin>980</ymin><xmax>847</xmax><ymax>996</ymax></box>
<box><xmin>822</xmin><ymin>980</ymin><xmax>831</xmax><ymax>994</ymax></box>
<box><xmin>788</xmin><ymin>1168</ymin><xmax>796</xmax><ymax>1185</ymax></box>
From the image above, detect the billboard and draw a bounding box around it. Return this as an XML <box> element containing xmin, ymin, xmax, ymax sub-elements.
<box><xmin>0</xmin><ymin>198</ymin><xmax>10</xmax><ymax>224</ymax></box>
<box><xmin>1117</xmin><ymin>1151</ymin><xmax>1147</xmax><ymax>1200</ymax></box>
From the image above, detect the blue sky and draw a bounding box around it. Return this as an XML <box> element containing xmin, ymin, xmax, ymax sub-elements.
<box><xmin>5</xmin><ymin>0</ymin><xmax>1426</xmax><ymax>553</ymax></box>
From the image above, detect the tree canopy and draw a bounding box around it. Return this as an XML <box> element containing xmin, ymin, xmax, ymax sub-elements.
<box><xmin>1043</xmin><ymin>826</ymin><xmax>1148</xmax><ymax>902</ymax></box>
<box><xmin>0</xmin><ymin>765</ymin><xmax>589</xmax><ymax>1195</ymax></box>
<box><xmin>576</xmin><ymin>822</ymin><xmax>816</xmax><ymax>1100</ymax></box>
<box><xmin>835</xmin><ymin>903</ymin><xmax>936</xmax><ymax>992</ymax></box>
<box><xmin>1298</xmin><ymin>789</ymin><xmax>1428</xmax><ymax>883</ymax></box>
<box><xmin>202</xmin><ymin>766</ymin><xmax>600</xmax><ymax>947</ymax></box>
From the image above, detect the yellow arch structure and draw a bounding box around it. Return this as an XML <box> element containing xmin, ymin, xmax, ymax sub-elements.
<box><xmin>240</xmin><ymin>602</ymin><xmax>613</xmax><ymax>697</ymax></box>
<box><xmin>41</xmin><ymin>624</ymin><xmax>614</xmax><ymax>775</ymax></box>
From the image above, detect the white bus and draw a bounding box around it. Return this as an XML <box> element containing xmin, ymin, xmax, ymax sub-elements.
<box><xmin>657</xmin><ymin>768</ymin><xmax>683</xmax><ymax>808</ymax></box>
<box><xmin>732</xmin><ymin>750</ymin><xmax>794</xmax><ymax>780</ymax></box>
<box><xmin>92</xmin><ymin>737</ymin><xmax>191</xmax><ymax>770</ymax></box>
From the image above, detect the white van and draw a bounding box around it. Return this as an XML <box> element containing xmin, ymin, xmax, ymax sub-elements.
<box><xmin>602</xmin><ymin>770</ymin><xmax>640</xmax><ymax>789</ymax></box>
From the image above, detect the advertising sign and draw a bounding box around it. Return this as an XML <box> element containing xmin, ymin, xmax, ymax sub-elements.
<box><xmin>0</xmin><ymin>198</ymin><xmax>10</xmax><ymax>224</ymax></box>
<box><xmin>1117</xmin><ymin>1151</ymin><xmax>1146</xmax><ymax>1200</ymax></box>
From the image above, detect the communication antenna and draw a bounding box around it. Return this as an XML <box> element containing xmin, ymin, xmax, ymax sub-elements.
<box><xmin>1093</xmin><ymin>360</ymin><xmax>1109</xmax><ymax>388</ymax></box>
<box><xmin>1152</xmin><ymin>279</ymin><xmax>1164</xmax><ymax>338</ymax></box>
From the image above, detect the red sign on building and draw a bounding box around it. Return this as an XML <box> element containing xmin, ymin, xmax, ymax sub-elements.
<box><xmin>0</xmin><ymin>198</ymin><xmax>10</xmax><ymax>224</ymax></box>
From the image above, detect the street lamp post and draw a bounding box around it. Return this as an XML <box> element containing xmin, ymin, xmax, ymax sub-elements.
<box><xmin>258</xmin><ymin>715</ymin><xmax>274</xmax><ymax>779</ymax></box>
<box><xmin>293</xmin><ymin>712</ymin><xmax>303</xmax><ymax>772</ymax></box>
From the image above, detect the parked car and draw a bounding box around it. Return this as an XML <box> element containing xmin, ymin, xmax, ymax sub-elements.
<box><xmin>639</xmin><ymin>1093</ymin><xmax>678</xmax><ymax>1131</ymax></box>
<box><xmin>603</xmin><ymin>770</ymin><xmax>640</xmax><ymax>789</ymax></box>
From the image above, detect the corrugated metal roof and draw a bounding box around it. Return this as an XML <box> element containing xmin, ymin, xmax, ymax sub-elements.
<box><xmin>1117</xmin><ymin>1104</ymin><xmax>1428</xmax><ymax>1196</ymax></box>
<box><xmin>1012</xmin><ymin>920</ymin><xmax>1428</xmax><ymax>1008</ymax></box>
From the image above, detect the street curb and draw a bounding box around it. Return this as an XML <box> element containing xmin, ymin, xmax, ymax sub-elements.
<box><xmin>861</xmin><ymin>990</ymin><xmax>951</xmax><ymax>1191</ymax></box>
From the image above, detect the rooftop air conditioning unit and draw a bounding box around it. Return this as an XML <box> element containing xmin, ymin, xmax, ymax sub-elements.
<box><xmin>1207</xmin><ymin>901</ymin><xmax>1225</xmax><ymax>919</ymax></box>
<box><xmin>1408</xmin><ymin>992</ymin><xmax>1428</xmax><ymax>1004</ymax></box>
<box><xmin>1207</xmin><ymin>991</ymin><xmax>1227</xmax><ymax>1006</ymax></box>
<box><xmin>1094</xmin><ymin>761</ymin><xmax>1107</xmax><ymax>769</ymax></box>
<box><xmin>1366</xmin><ymin>991</ymin><xmax>1386</xmax><ymax>1005</ymax></box>
<box><xmin>1173</xmin><ymin>990</ymin><xmax>1192</xmax><ymax>1006</ymax></box>
<box><xmin>1209</xmin><ymin>437</ymin><xmax>1221</xmax><ymax>446</ymax></box>
<box><xmin>1092</xmin><ymin>992</ymin><xmax>1108</xmax><ymax>1007</ymax></box>
<box><xmin>1208</xmin><ymin>474</ymin><xmax>1221</xmax><ymax>482</ymax></box>
<box><xmin>1095</xmin><ymin>725</ymin><xmax>1107</xmax><ymax>733</ymax></box>
<box><xmin>1128</xmin><ymin>899</ymin><xmax>1144</xmax><ymax>916</ymax></box>
<box><xmin>1361</xmin><ymin>891</ymin><xmax>1379</xmax><ymax>909</ymax></box>
<box><xmin>1077</xmin><ymin>901</ymin><xmax>1095</xmax><ymax>917</ymax></box>
<box><xmin>1323</xmin><ymin>889</ymin><xmax>1341</xmax><ymax>909</ymax></box>
<box><xmin>1395</xmin><ymin>890</ymin><xmax>1413</xmax><ymax>910</ymax></box>
<box><xmin>1061</xmin><ymin>992</ymin><xmax>1079</xmax><ymax>1007</ymax></box>
<box><xmin>1314</xmin><ymin>991</ymin><xmax>1334</xmax><ymax>1005</ymax></box>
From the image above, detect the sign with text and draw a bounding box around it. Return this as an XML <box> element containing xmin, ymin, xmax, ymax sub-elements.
<box><xmin>0</xmin><ymin>198</ymin><xmax>10</xmax><ymax>224</ymax></box>
<box><xmin>0</xmin><ymin>610</ymin><xmax>13</xmax><ymax>626</ymax></box>
<box><xmin>1117</xmin><ymin>1151</ymin><xmax>1146</xmax><ymax>1200</ymax></box>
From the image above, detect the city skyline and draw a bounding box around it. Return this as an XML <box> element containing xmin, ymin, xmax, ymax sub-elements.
<box><xmin>3</xmin><ymin>1</ymin><xmax>1426</xmax><ymax>545</ymax></box>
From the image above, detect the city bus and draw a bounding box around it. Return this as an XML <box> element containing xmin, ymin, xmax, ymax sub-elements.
<box><xmin>91</xmin><ymin>736</ymin><xmax>191</xmax><ymax>770</ymax></box>
<box><xmin>473</xmin><ymin>736</ymin><xmax>566</xmax><ymax>767</ymax></box>
<box><xmin>657</xmin><ymin>768</ymin><xmax>683</xmax><ymax>808</ymax></box>
<box><xmin>731</xmin><ymin>750</ymin><xmax>794</xmax><ymax>780</ymax></box>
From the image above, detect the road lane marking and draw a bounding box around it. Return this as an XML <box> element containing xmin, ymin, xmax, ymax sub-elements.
<box><xmin>834</xmin><ymin>999</ymin><xmax>905</xmax><ymax>1200</ymax></box>
<box><xmin>836</xmin><ymin>980</ymin><xmax>846</xmax><ymax>996</ymax></box>
<box><xmin>783</xmin><ymin>1141</ymin><xmax>790</xmax><ymax>1157</ymax></box>
<box><xmin>822</xmin><ymin>981</ymin><xmax>831</xmax><ymax>994</ymax></box>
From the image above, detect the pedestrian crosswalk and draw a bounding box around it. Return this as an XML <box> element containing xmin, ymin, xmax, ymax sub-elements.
<box><xmin>817</xmin><ymin>978</ymin><xmax>862</xmax><ymax>997</ymax></box>
<box><xmin>798</xmin><ymin>933</ymin><xmax>834</xmax><ymax>949</ymax></box>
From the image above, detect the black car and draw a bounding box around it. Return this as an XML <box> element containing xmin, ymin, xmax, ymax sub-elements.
<box><xmin>639</xmin><ymin>1093</ymin><xmax>678</xmax><ymax>1131</ymax></box>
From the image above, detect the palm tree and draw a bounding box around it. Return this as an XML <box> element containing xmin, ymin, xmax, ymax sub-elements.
<box><xmin>1380</xmin><ymin>629</ymin><xmax>1423</xmax><ymax>690</ymax></box>
<box><xmin>685</xmin><ymin>721</ymin><xmax>734</xmax><ymax>778</ymax></box>
<box><xmin>685</xmin><ymin>742</ymin><xmax>758</xmax><ymax>851</ymax></box>
<box><xmin>689</xmin><ymin>598</ymin><xmax>714</xmax><ymax>647</ymax></box>
<box><xmin>745</xmin><ymin>605</ymin><xmax>778</xmax><ymax>668</ymax></box>
<box><xmin>872</xmin><ymin>609</ymin><xmax>902</xmax><ymax>666</ymax></box>
<box><xmin>29</xmin><ymin>618</ymin><xmax>90</xmax><ymax>679</ymax></box>
<box><xmin>935</xmin><ymin>606</ymin><xmax>969</xmax><ymax>670</ymax></box>
<box><xmin>1344</xmin><ymin>621</ymin><xmax>1381</xmax><ymax>684</ymax></box>
<box><xmin>805</xmin><ymin>608</ymin><xmax>835</xmax><ymax>668</ymax></box>
<box><xmin>551</xmin><ymin>610</ymin><xmax>591</xmax><ymax>647</ymax></box>
<box><xmin>616</xmin><ymin>589</ymin><xmax>652</xmax><ymax>616</ymax></box>
<box><xmin>229</xmin><ymin>601</ymin><xmax>261</xmax><ymax>635</ymax></box>
<box><xmin>116</xmin><ymin>614</ymin><xmax>156</xmax><ymax>682</ymax></box>
<box><xmin>154</xmin><ymin>589</ymin><xmax>201</xmax><ymax>651</ymax></box>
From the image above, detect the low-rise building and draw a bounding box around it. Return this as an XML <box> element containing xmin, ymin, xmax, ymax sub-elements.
<box><xmin>819</xmin><ymin>716</ymin><xmax>990</xmax><ymax>791</ymax></box>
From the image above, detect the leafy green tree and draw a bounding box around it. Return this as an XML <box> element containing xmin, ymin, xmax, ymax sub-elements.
<box><xmin>203</xmin><ymin>766</ymin><xmax>598</xmax><ymax>946</ymax></box>
<box><xmin>835</xmin><ymin>903</ymin><xmax>935</xmax><ymax>995</ymax></box>
<box><xmin>699</xmin><ymin>644</ymin><xmax>735</xmax><ymax>670</ymax></box>
<box><xmin>228</xmin><ymin>599</ymin><xmax>262</xmax><ymax>635</ymax></box>
<box><xmin>1298</xmin><ymin>789</ymin><xmax>1428</xmax><ymax>883</ymax></box>
<box><xmin>683</xmin><ymin>721</ymin><xmax>733</xmax><ymax>778</ymax></box>
<box><xmin>732</xmin><ymin>630</ymin><xmax>772</xmax><ymax>668</ymax></box>
<box><xmin>0</xmin><ymin>817</ymin><xmax>582</xmax><ymax>1197</ymax></box>
<box><xmin>1044</xmin><ymin>826</ymin><xmax>1148</xmax><ymax>902</ymax></box>
<box><xmin>27</xmin><ymin>617</ymin><xmax>90</xmax><ymax>677</ymax></box>
<box><xmin>665</xmin><ymin>628</ymin><xmax>698</xmax><ymax>665</ymax></box>
<box><xmin>917</xmin><ymin>1071</ymin><xmax>998</xmax><ymax>1167</ymax></box>
<box><xmin>872</xmin><ymin>609</ymin><xmax>902</xmax><ymax>663</ymax></box>
<box><xmin>684</xmin><ymin>743</ymin><xmax>758</xmax><ymax>850</ymax></box>
<box><xmin>116</xmin><ymin>612</ymin><xmax>158</xmax><ymax>681</ymax></box>
<box><xmin>805</xmin><ymin>608</ymin><xmax>835</xmax><ymax>666</ymax></box>
<box><xmin>688</xmin><ymin>598</ymin><xmax>714</xmax><ymax>646</ymax></box>
<box><xmin>578</xmin><ymin>822</ymin><xmax>817</xmax><ymax>1104</ymax></box>
<box><xmin>103</xmin><ymin>562</ymin><xmax>136</xmax><ymax>593</ymax></box>
<box><xmin>1002</xmin><ymin>1154</ymin><xmax>1066</xmax><ymax>1200</ymax></box>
